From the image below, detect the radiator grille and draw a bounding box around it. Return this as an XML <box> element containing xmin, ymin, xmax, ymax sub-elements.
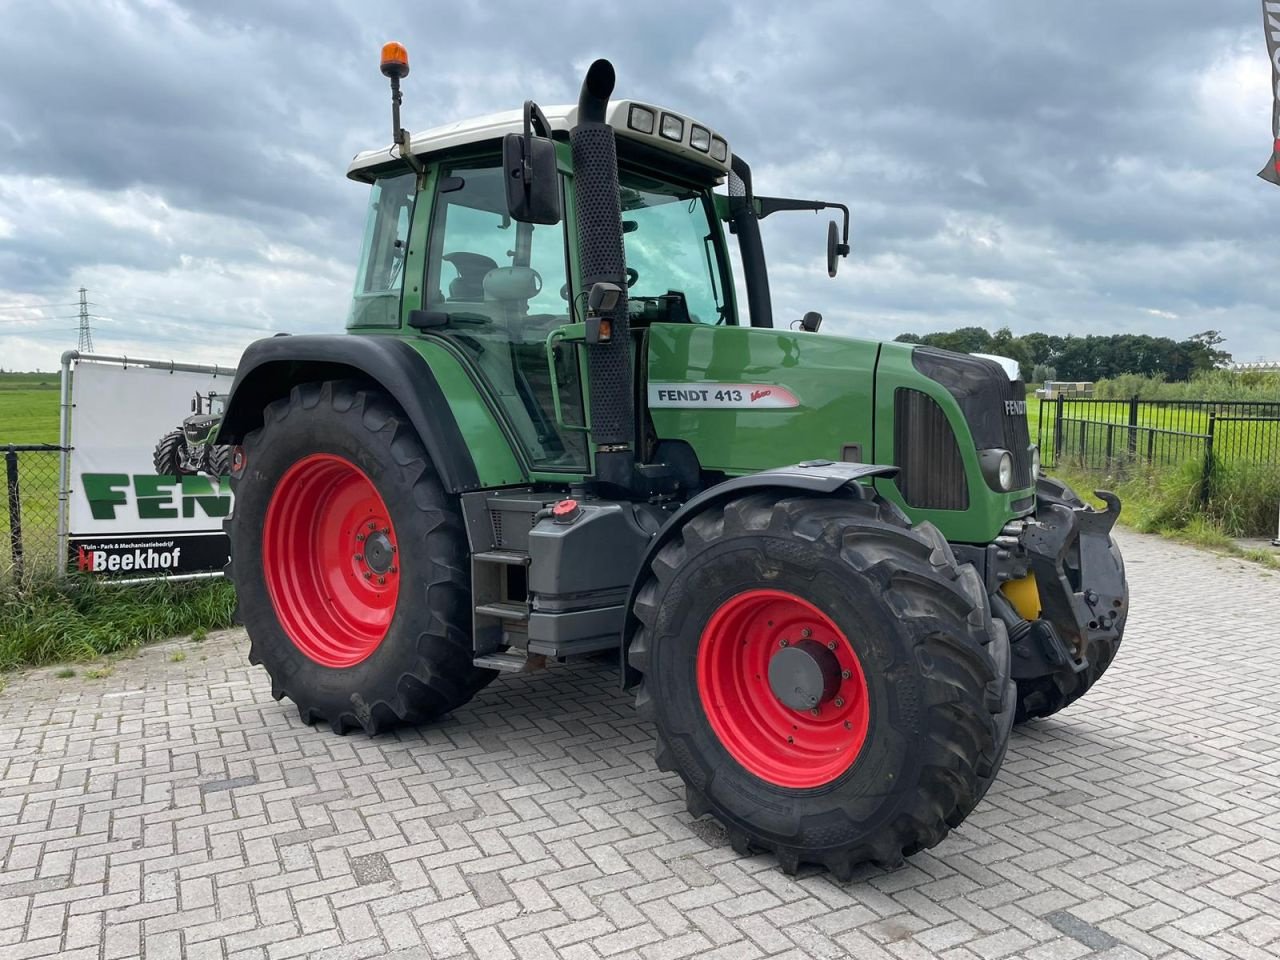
<box><xmin>911</xmin><ymin>348</ymin><xmax>1032</xmax><ymax>491</ymax></box>
<box><xmin>894</xmin><ymin>388</ymin><xmax>969</xmax><ymax>510</ymax></box>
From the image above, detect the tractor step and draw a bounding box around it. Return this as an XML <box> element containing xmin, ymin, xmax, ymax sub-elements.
<box><xmin>473</xmin><ymin>652</ymin><xmax>546</xmax><ymax>673</ymax></box>
<box><xmin>474</xmin><ymin>600</ymin><xmax>530</xmax><ymax>621</ymax></box>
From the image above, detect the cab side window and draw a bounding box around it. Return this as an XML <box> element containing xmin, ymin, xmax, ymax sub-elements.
<box><xmin>423</xmin><ymin>159</ymin><xmax>586</xmax><ymax>471</ymax></box>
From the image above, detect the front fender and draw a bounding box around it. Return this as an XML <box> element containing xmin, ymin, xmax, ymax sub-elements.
<box><xmin>216</xmin><ymin>334</ymin><xmax>521</xmax><ymax>494</ymax></box>
<box><xmin>619</xmin><ymin>460</ymin><xmax>899</xmax><ymax>688</ymax></box>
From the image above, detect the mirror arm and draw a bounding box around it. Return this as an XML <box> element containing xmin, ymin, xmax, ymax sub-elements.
<box><xmin>518</xmin><ymin>100</ymin><xmax>554</xmax><ymax>185</ymax></box>
<box><xmin>757</xmin><ymin>196</ymin><xmax>851</xmax><ymax>256</ymax></box>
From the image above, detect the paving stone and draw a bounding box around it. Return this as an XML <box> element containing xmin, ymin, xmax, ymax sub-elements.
<box><xmin>1</xmin><ymin>532</ymin><xmax>1278</xmax><ymax>959</ymax></box>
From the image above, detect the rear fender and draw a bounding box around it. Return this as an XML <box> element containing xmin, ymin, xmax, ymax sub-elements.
<box><xmin>216</xmin><ymin>335</ymin><xmax>483</xmax><ymax>493</ymax></box>
<box><xmin>620</xmin><ymin>461</ymin><xmax>899</xmax><ymax>688</ymax></box>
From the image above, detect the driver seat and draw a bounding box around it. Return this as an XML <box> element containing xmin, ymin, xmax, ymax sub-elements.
<box><xmin>444</xmin><ymin>252</ymin><xmax>498</xmax><ymax>301</ymax></box>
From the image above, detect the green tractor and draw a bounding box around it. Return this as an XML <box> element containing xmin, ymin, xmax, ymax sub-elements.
<box><xmin>154</xmin><ymin>390</ymin><xmax>231</xmax><ymax>478</ymax></box>
<box><xmin>216</xmin><ymin>46</ymin><xmax>1127</xmax><ymax>877</ymax></box>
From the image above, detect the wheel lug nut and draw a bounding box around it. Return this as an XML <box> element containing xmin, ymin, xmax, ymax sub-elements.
<box><xmin>354</xmin><ymin>554</ymin><xmax>363</xmax><ymax>562</ymax></box>
<box><xmin>779</xmin><ymin>639</ymin><xmax>789</xmax><ymax>647</ymax></box>
<box><xmin>843</xmin><ymin>720</ymin><xmax>851</xmax><ymax>730</ymax></box>
<box><xmin>786</xmin><ymin>736</ymin><xmax>794</xmax><ymax>744</ymax></box>
<box><xmin>827</xmin><ymin>641</ymin><xmax>836</xmax><ymax>651</ymax></box>
<box><xmin>800</xmin><ymin>628</ymin><xmax>811</xmax><ymax>639</ymax></box>
<box><xmin>390</xmin><ymin>545</ymin><xmax>397</xmax><ymax>553</ymax></box>
<box><xmin>363</xmin><ymin>571</ymin><xmax>372</xmax><ymax>580</ymax></box>
<box><xmin>355</xmin><ymin>533</ymin><xmax>365</xmax><ymax>542</ymax></box>
<box><xmin>377</xmin><ymin>575</ymin><xmax>386</xmax><ymax>585</ymax></box>
<box><xmin>368</xmin><ymin>521</ymin><xmax>377</xmax><ymax>530</ymax></box>
<box><xmin>841</xmin><ymin>670</ymin><xmax>851</xmax><ymax>680</ymax></box>
<box><xmin>389</xmin><ymin>566</ymin><xmax>397</xmax><ymax>574</ymax></box>
<box><xmin>834</xmin><ymin>697</ymin><xmax>844</xmax><ymax>707</ymax></box>
<box><xmin>381</xmin><ymin>527</ymin><xmax>389</xmax><ymax>535</ymax></box>
<box><xmin>810</xmin><ymin>708</ymin><xmax>820</xmax><ymax>717</ymax></box>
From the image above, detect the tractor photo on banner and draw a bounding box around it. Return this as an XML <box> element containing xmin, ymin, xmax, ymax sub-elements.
<box><xmin>66</xmin><ymin>356</ymin><xmax>236</xmax><ymax>579</ymax></box>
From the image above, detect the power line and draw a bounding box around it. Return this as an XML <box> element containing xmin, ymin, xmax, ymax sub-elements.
<box><xmin>0</xmin><ymin>302</ymin><xmax>85</xmax><ymax>311</ymax></box>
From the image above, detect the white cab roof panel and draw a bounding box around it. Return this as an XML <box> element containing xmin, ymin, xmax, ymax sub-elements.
<box><xmin>347</xmin><ymin>99</ymin><xmax>730</xmax><ymax>181</ymax></box>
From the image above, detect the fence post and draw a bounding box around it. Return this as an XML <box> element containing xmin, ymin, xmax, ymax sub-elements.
<box><xmin>1105</xmin><ymin>423</ymin><xmax>1115</xmax><ymax>467</ymax></box>
<box><xmin>1053</xmin><ymin>395</ymin><xmax>1064</xmax><ymax>465</ymax></box>
<box><xmin>5</xmin><ymin>445</ymin><xmax>22</xmax><ymax>581</ymax></box>
<box><xmin>1200</xmin><ymin>412</ymin><xmax>1217</xmax><ymax>508</ymax></box>
<box><xmin>1127</xmin><ymin>394</ymin><xmax>1139</xmax><ymax>460</ymax></box>
<box><xmin>1078</xmin><ymin>419</ymin><xmax>1088</xmax><ymax>464</ymax></box>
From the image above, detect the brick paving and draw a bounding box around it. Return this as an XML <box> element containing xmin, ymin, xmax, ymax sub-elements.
<box><xmin>1</xmin><ymin>529</ymin><xmax>1279</xmax><ymax>959</ymax></box>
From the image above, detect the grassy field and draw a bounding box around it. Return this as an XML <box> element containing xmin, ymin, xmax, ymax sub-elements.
<box><xmin>0</xmin><ymin>373</ymin><xmax>63</xmax><ymax>579</ymax></box>
<box><xmin>0</xmin><ymin>371</ymin><xmax>61</xmax><ymax>445</ymax></box>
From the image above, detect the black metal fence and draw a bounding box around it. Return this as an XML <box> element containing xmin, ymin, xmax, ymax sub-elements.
<box><xmin>3</xmin><ymin>444</ymin><xmax>65</xmax><ymax>582</ymax></box>
<box><xmin>1036</xmin><ymin>397</ymin><xmax>1280</xmax><ymax>504</ymax></box>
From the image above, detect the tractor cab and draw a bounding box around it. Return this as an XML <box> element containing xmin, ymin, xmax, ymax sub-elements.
<box><xmin>344</xmin><ymin>98</ymin><xmax>754</xmax><ymax>478</ymax></box>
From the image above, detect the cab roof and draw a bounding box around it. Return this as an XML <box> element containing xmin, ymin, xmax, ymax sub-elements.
<box><xmin>346</xmin><ymin>99</ymin><xmax>731</xmax><ymax>183</ymax></box>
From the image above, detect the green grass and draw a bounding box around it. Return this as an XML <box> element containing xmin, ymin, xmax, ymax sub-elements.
<box><xmin>0</xmin><ymin>576</ymin><xmax>237</xmax><ymax>670</ymax></box>
<box><xmin>0</xmin><ymin>373</ymin><xmax>64</xmax><ymax>576</ymax></box>
<box><xmin>0</xmin><ymin>372</ymin><xmax>60</xmax><ymax>445</ymax></box>
<box><xmin>1051</xmin><ymin>462</ymin><xmax>1280</xmax><ymax>571</ymax></box>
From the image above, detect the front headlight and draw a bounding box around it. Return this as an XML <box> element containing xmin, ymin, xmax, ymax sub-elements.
<box><xmin>1030</xmin><ymin>444</ymin><xmax>1041</xmax><ymax>482</ymax></box>
<box><xmin>978</xmin><ymin>448</ymin><xmax>1015</xmax><ymax>491</ymax></box>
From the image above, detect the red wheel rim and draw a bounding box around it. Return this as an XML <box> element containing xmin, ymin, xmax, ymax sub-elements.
<box><xmin>262</xmin><ymin>454</ymin><xmax>400</xmax><ymax>668</ymax></box>
<box><xmin>696</xmin><ymin>589</ymin><xmax>870</xmax><ymax>788</ymax></box>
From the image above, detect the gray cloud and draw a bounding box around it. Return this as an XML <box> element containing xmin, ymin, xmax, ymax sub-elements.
<box><xmin>0</xmin><ymin>0</ymin><xmax>1276</xmax><ymax>371</ymax></box>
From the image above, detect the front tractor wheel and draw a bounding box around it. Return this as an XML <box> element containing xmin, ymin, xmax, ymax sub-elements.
<box><xmin>629</xmin><ymin>489</ymin><xmax>1014</xmax><ymax>878</ymax></box>
<box><xmin>227</xmin><ymin>380</ymin><xmax>494</xmax><ymax>735</ymax></box>
<box><xmin>153</xmin><ymin>430</ymin><xmax>186</xmax><ymax>476</ymax></box>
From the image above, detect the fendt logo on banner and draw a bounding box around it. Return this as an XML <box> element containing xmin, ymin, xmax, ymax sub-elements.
<box><xmin>67</xmin><ymin>358</ymin><xmax>237</xmax><ymax>578</ymax></box>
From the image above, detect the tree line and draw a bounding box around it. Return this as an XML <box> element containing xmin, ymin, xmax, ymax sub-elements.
<box><xmin>893</xmin><ymin>327</ymin><xmax>1231</xmax><ymax>383</ymax></box>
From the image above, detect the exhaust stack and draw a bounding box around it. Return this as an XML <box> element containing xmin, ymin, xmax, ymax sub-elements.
<box><xmin>570</xmin><ymin>59</ymin><xmax>635</xmax><ymax>491</ymax></box>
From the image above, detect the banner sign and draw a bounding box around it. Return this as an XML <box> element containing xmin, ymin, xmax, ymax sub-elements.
<box><xmin>67</xmin><ymin>359</ymin><xmax>236</xmax><ymax>578</ymax></box>
<box><xmin>1263</xmin><ymin>1</ymin><xmax>1280</xmax><ymax>185</ymax></box>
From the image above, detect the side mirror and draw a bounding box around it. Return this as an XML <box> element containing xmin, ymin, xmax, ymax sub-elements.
<box><xmin>503</xmin><ymin>101</ymin><xmax>561</xmax><ymax>225</ymax></box>
<box><xmin>800</xmin><ymin>311</ymin><xmax>823</xmax><ymax>333</ymax></box>
<box><xmin>826</xmin><ymin>220</ymin><xmax>840</xmax><ymax>278</ymax></box>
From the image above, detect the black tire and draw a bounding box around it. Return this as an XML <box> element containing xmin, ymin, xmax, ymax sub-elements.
<box><xmin>153</xmin><ymin>430</ymin><xmax>185</xmax><ymax>476</ymax></box>
<box><xmin>206</xmin><ymin>444</ymin><xmax>232</xmax><ymax>478</ymax></box>
<box><xmin>628</xmin><ymin>486</ymin><xmax>1013</xmax><ymax>878</ymax></box>
<box><xmin>227</xmin><ymin>380</ymin><xmax>495</xmax><ymax>735</ymax></box>
<box><xmin>1013</xmin><ymin>476</ymin><xmax>1127</xmax><ymax>723</ymax></box>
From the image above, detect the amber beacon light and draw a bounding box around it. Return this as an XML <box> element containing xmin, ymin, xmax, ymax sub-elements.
<box><xmin>380</xmin><ymin>42</ymin><xmax>409</xmax><ymax>79</ymax></box>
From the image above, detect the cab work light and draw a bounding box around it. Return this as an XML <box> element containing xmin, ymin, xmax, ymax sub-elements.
<box><xmin>660</xmin><ymin>113</ymin><xmax>684</xmax><ymax>141</ymax></box>
<box><xmin>710</xmin><ymin>136</ymin><xmax>728</xmax><ymax>162</ymax></box>
<box><xmin>628</xmin><ymin>104</ymin><xmax>656</xmax><ymax>135</ymax></box>
<box><xmin>690</xmin><ymin>124</ymin><xmax>711</xmax><ymax>152</ymax></box>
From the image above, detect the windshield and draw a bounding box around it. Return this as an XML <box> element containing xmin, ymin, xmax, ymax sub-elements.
<box><xmin>347</xmin><ymin>172</ymin><xmax>416</xmax><ymax>328</ymax></box>
<box><xmin>619</xmin><ymin>172</ymin><xmax>726</xmax><ymax>324</ymax></box>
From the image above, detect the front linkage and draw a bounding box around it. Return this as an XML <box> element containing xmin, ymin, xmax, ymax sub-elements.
<box><xmin>985</xmin><ymin>478</ymin><xmax>1128</xmax><ymax>721</ymax></box>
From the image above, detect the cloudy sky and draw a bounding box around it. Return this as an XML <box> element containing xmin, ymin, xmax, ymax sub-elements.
<box><xmin>0</xmin><ymin>0</ymin><xmax>1276</xmax><ymax>371</ymax></box>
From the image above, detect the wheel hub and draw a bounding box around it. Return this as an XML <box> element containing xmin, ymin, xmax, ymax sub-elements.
<box><xmin>262</xmin><ymin>454</ymin><xmax>400</xmax><ymax>668</ymax></box>
<box><xmin>362</xmin><ymin>529</ymin><xmax>395</xmax><ymax>574</ymax></box>
<box><xmin>696</xmin><ymin>589</ymin><xmax>871</xmax><ymax>788</ymax></box>
<box><xmin>768</xmin><ymin>640</ymin><xmax>841</xmax><ymax>710</ymax></box>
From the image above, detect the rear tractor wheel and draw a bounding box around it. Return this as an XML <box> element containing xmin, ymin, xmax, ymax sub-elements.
<box><xmin>629</xmin><ymin>487</ymin><xmax>1014</xmax><ymax>878</ymax></box>
<box><xmin>227</xmin><ymin>380</ymin><xmax>495</xmax><ymax>735</ymax></box>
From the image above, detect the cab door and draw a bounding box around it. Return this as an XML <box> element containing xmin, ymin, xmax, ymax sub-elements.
<box><xmin>418</xmin><ymin>156</ymin><xmax>589</xmax><ymax>474</ymax></box>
